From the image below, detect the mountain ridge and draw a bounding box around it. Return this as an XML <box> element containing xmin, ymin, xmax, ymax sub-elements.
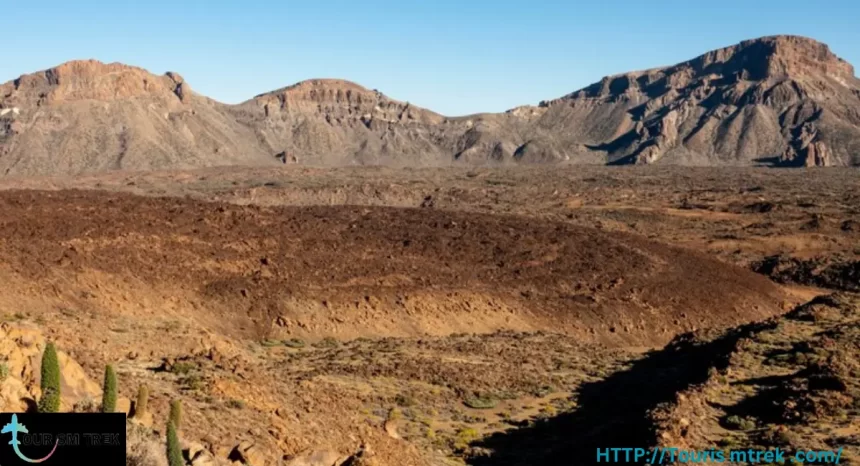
<box><xmin>1</xmin><ymin>35</ymin><xmax>858</xmax><ymax>176</ymax></box>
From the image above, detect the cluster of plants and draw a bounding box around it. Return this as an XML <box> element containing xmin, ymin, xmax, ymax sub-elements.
<box><xmin>37</xmin><ymin>341</ymin><xmax>186</xmax><ymax>466</ymax></box>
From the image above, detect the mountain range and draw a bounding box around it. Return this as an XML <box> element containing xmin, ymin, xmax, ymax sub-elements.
<box><xmin>1</xmin><ymin>35</ymin><xmax>859</xmax><ymax>176</ymax></box>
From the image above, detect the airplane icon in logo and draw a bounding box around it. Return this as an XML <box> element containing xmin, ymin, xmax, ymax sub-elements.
<box><xmin>1</xmin><ymin>414</ymin><xmax>30</xmax><ymax>444</ymax></box>
<box><xmin>1</xmin><ymin>414</ymin><xmax>59</xmax><ymax>463</ymax></box>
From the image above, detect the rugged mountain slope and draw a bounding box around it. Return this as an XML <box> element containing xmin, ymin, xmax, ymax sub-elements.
<box><xmin>230</xmin><ymin>78</ymin><xmax>454</xmax><ymax>166</ymax></box>
<box><xmin>230</xmin><ymin>78</ymin><xmax>558</xmax><ymax>166</ymax></box>
<box><xmin>0</xmin><ymin>35</ymin><xmax>858</xmax><ymax>176</ymax></box>
<box><xmin>0</xmin><ymin>60</ymin><xmax>277</xmax><ymax>176</ymax></box>
<box><xmin>535</xmin><ymin>35</ymin><xmax>860</xmax><ymax>166</ymax></box>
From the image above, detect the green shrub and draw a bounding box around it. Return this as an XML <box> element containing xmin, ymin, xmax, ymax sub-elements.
<box><xmin>463</xmin><ymin>396</ymin><xmax>498</xmax><ymax>410</ymax></box>
<box><xmin>530</xmin><ymin>385</ymin><xmax>556</xmax><ymax>398</ymax></box>
<box><xmin>179</xmin><ymin>374</ymin><xmax>205</xmax><ymax>391</ymax></box>
<box><xmin>0</xmin><ymin>362</ymin><xmax>9</xmax><ymax>382</ymax></box>
<box><xmin>394</xmin><ymin>394</ymin><xmax>416</xmax><ymax>407</ymax></box>
<box><xmin>166</xmin><ymin>421</ymin><xmax>183</xmax><ymax>466</ymax></box>
<box><xmin>724</xmin><ymin>415</ymin><xmax>757</xmax><ymax>431</ymax></box>
<box><xmin>170</xmin><ymin>361</ymin><xmax>196</xmax><ymax>375</ymax></box>
<box><xmin>101</xmin><ymin>364</ymin><xmax>117</xmax><ymax>413</ymax></box>
<box><xmin>539</xmin><ymin>405</ymin><xmax>557</xmax><ymax>418</ymax></box>
<box><xmin>453</xmin><ymin>427</ymin><xmax>480</xmax><ymax>450</ymax></box>
<box><xmin>38</xmin><ymin>342</ymin><xmax>61</xmax><ymax>413</ymax></box>
<box><xmin>260</xmin><ymin>339</ymin><xmax>282</xmax><ymax>348</ymax></box>
<box><xmin>282</xmin><ymin>338</ymin><xmax>306</xmax><ymax>349</ymax></box>
<box><xmin>169</xmin><ymin>400</ymin><xmax>182</xmax><ymax>430</ymax></box>
<box><xmin>387</xmin><ymin>408</ymin><xmax>402</xmax><ymax>420</ymax></box>
<box><xmin>225</xmin><ymin>399</ymin><xmax>245</xmax><ymax>409</ymax></box>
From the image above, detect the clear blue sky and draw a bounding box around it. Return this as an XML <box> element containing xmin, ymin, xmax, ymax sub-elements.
<box><xmin>3</xmin><ymin>1</ymin><xmax>858</xmax><ymax>116</ymax></box>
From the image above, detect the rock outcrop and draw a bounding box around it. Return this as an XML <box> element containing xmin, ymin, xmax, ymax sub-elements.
<box><xmin>0</xmin><ymin>322</ymin><xmax>101</xmax><ymax>412</ymax></box>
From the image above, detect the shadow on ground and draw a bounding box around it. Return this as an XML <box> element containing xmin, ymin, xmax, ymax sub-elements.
<box><xmin>467</xmin><ymin>323</ymin><xmax>771</xmax><ymax>465</ymax></box>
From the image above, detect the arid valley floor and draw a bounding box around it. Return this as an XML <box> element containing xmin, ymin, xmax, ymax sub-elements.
<box><xmin>0</xmin><ymin>166</ymin><xmax>857</xmax><ymax>465</ymax></box>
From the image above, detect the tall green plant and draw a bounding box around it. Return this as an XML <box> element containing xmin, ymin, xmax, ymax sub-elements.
<box><xmin>134</xmin><ymin>385</ymin><xmax>149</xmax><ymax>416</ymax></box>
<box><xmin>168</xmin><ymin>399</ymin><xmax>182</xmax><ymax>430</ymax></box>
<box><xmin>166</xmin><ymin>421</ymin><xmax>183</xmax><ymax>466</ymax></box>
<box><xmin>101</xmin><ymin>364</ymin><xmax>117</xmax><ymax>413</ymax></box>
<box><xmin>38</xmin><ymin>342</ymin><xmax>61</xmax><ymax>413</ymax></box>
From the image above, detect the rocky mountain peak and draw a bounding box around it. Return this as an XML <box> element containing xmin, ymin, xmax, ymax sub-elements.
<box><xmin>0</xmin><ymin>59</ymin><xmax>191</xmax><ymax>106</ymax></box>
<box><xmin>692</xmin><ymin>35</ymin><xmax>855</xmax><ymax>82</ymax></box>
<box><xmin>558</xmin><ymin>35</ymin><xmax>857</xmax><ymax>104</ymax></box>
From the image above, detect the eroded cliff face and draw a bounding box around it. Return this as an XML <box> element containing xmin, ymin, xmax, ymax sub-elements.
<box><xmin>0</xmin><ymin>60</ymin><xmax>190</xmax><ymax>106</ymax></box>
<box><xmin>0</xmin><ymin>35</ymin><xmax>859</xmax><ymax>175</ymax></box>
<box><xmin>541</xmin><ymin>36</ymin><xmax>860</xmax><ymax>166</ymax></box>
<box><xmin>252</xmin><ymin>79</ymin><xmax>445</xmax><ymax>126</ymax></box>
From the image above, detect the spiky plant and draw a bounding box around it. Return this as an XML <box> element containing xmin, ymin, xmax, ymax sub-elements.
<box><xmin>168</xmin><ymin>399</ymin><xmax>182</xmax><ymax>430</ymax></box>
<box><xmin>166</xmin><ymin>421</ymin><xmax>183</xmax><ymax>466</ymax></box>
<box><xmin>101</xmin><ymin>364</ymin><xmax>117</xmax><ymax>413</ymax></box>
<box><xmin>38</xmin><ymin>342</ymin><xmax>61</xmax><ymax>413</ymax></box>
<box><xmin>134</xmin><ymin>384</ymin><xmax>149</xmax><ymax>417</ymax></box>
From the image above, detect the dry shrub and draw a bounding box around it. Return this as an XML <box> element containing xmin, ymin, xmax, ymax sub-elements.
<box><xmin>126</xmin><ymin>422</ymin><xmax>167</xmax><ymax>466</ymax></box>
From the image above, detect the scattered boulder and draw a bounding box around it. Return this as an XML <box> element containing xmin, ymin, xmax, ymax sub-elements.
<box><xmin>185</xmin><ymin>441</ymin><xmax>227</xmax><ymax>466</ymax></box>
<box><xmin>340</xmin><ymin>444</ymin><xmax>376</xmax><ymax>466</ymax></box>
<box><xmin>166</xmin><ymin>72</ymin><xmax>190</xmax><ymax>103</ymax></box>
<box><xmin>383</xmin><ymin>418</ymin><xmax>400</xmax><ymax>439</ymax></box>
<box><xmin>229</xmin><ymin>440</ymin><xmax>273</xmax><ymax>466</ymax></box>
<box><xmin>781</xmin><ymin>122</ymin><xmax>833</xmax><ymax>167</ymax></box>
<box><xmin>275</xmin><ymin>152</ymin><xmax>299</xmax><ymax>164</ymax></box>
<box><xmin>0</xmin><ymin>376</ymin><xmax>33</xmax><ymax>413</ymax></box>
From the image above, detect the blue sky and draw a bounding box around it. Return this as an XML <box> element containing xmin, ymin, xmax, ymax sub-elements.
<box><xmin>3</xmin><ymin>1</ymin><xmax>858</xmax><ymax>116</ymax></box>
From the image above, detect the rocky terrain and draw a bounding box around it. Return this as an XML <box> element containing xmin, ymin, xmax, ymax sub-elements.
<box><xmin>464</xmin><ymin>293</ymin><xmax>860</xmax><ymax>465</ymax></box>
<box><xmin>0</xmin><ymin>189</ymin><xmax>788</xmax><ymax>346</ymax></box>
<box><xmin>5</xmin><ymin>164</ymin><xmax>856</xmax><ymax>293</ymax></box>
<box><xmin>650</xmin><ymin>293</ymin><xmax>860</xmax><ymax>464</ymax></box>
<box><xmin>1</xmin><ymin>35</ymin><xmax>859</xmax><ymax>176</ymax></box>
<box><xmin>0</xmin><ymin>165</ymin><xmax>856</xmax><ymax>465</ymax></box>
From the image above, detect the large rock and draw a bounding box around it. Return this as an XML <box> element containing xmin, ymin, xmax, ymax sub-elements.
<box><xmin>116</xmin><ymin>396</ymin><xmax>132</xmax><ymax>415</ymax></box>
<box><xmin>228</xmin><ymin>440</ymin><xmax>274</xmax><ymax>466</ymax></box>
<box><xmin>0</xmin><ymin>377</ymin><xmax>33</xmax><ymax>412</ymax></box>
<box><xmin>186</xmin><ymin>441</ymin><xmax>225</xmax><ymax>466</ymax></box>
<box><xmin>340</xmin><ymin>444</ymin><xmax>377</xmax><ymax>466</ymax></box>
<box><xmin>0</xmin><ymin>322</ymin><xmax>101</xmax><ymax>412</ymax></box>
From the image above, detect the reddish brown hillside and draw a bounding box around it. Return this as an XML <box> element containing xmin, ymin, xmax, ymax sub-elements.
<box><xmin>0</xmin><ymin>189</ymin><xmax>788</xmax><ymax>346</ymax></box>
